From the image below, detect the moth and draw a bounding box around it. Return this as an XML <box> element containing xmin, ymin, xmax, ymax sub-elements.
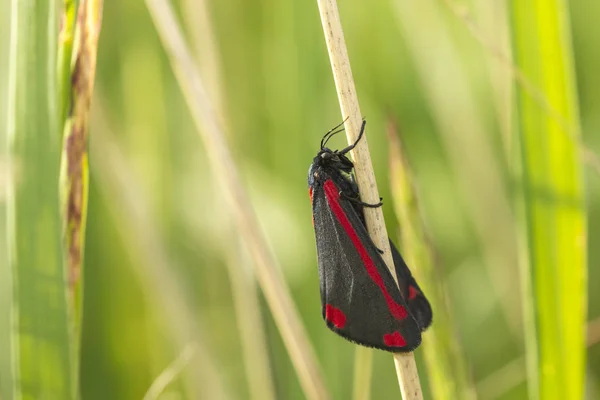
<box><xmin>308</xmin><ymin>119</ymin><xmax>432</xmax><ymax>352</ymax></box>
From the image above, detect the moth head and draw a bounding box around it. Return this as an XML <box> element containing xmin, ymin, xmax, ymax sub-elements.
<box><xmin>316</xmin><ymin>148</ymin><xmax>354</xmax><ymax>173</ymax></box>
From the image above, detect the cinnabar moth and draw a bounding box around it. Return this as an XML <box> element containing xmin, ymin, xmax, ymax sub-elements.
<box><xmin>308</xmin><ymin>119</ymin><xmax>432</xmax><ymax>352</ymax></box>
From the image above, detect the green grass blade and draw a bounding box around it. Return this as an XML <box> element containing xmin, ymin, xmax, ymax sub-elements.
<box><xmin>5</xmin><ymin>0</ymin><xmax>75</xmax><ymax>398</ymax></box>
<box><xmin>387</xmin><ymin>122</ymin><xmax>476</xmax><ymax>400</ymax></box>
<box><xmin>510</xmin><ymin>1</ymin><xmax>587</xmax><ymax>399</ymax></box>
<box><xmin>1</xmin><ymin>4</ymin><xmax>13</xmax><ymax>398</ymax></box>
<box><xmin>0</xmin><ymin>172</ymin><xmax>11</xmax><ymax>399</ymax></box>
<box><xmin>58</xmin><ymin>3</ymin><xmax>103</xmax><ymax>388</ymax></box>
<box><xmin>57</xmin><ymin>0</ymin><xmax>79</xmax><ymax>129</ymax></box>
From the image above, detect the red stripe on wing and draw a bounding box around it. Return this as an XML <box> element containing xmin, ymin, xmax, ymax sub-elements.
<box><xmin>323</xmin><ymin>179</ymin><xmax>408</xmax><ymax>321</ymax></box>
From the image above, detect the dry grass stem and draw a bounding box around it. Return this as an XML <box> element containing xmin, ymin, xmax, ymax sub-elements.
<box><xmin>144</xmin><ymin>1</ymin><xmax>329</xmax><ymax>399</ymax></box>
<box><xmin>182</xmin><ymin>0</ymin><xmax>224</xmax><ymax>116</ymax></box>
<box><xmin>143</xmin><ymin>344</ymin><xmax>198</xmax><ymax>400</ymax></box>
<box><xmin>316</xmin><ymin>0</ymin><xmax>423</xmax><ymax>398</ymax></box>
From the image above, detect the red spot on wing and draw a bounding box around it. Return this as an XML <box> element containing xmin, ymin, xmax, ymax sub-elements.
<box><xmin>325</xmin><ymin>304</ymin><xmax>347</xmax><ymax>328</ymax></box>
<box><xmin>408</xmin><ymin>286</ymin><xmax>418</xmax><ymax>300</ymax></box>
<box><xmin>383</xmin><ymin>331</ymin><xmax>407</xmax><ymax>347</ymax></box>
<box><xmin>323</xmin><ymin>180</ymin><xmax>408</xmax><ymax>321</ymax></box>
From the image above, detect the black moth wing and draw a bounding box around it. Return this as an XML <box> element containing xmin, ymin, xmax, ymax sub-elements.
<box><xmin>311</xmin><ymin>172</ymin><xmax>422</xmax><ymax>352</ymax></box>
<box><xmin>338</xmin><ymin>171</ymin><xmax>432</xmax><ymax>332</ymax></box>
<box><xmin>389</xmin><ymin>241</ymin><xmax>433</xmax><ymax>331</ymax></box>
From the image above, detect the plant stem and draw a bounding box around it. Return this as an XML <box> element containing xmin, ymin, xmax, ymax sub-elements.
<box><xmin>315</xmin><ymin>0</ymin><xmax>423</xmax><ymax>398</ymax></box>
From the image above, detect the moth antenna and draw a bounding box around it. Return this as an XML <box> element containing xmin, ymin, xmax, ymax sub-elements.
<box><xmin>338</xmin><ymin>119</ymin><xmax>366</xmax><ymax>155</ymax></box>
<box><xmin>322</xmin><ymin>128</ymin><xmax>347</xmax><ymax>149</ymax></box>
<box><xmin>321</xmin><ymin>116</ymin><xmax>350</xmax><ymax>149</ymax></box>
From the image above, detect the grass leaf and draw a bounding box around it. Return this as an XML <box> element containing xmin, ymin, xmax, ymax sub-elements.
<box><xmin>58</xmin><ymin>1</ymin><xmax>103</xmax><ymax>381</ymax></box>
<box><xmin>510</xmin><ymin>2</ymin><xmax>587</xmax><ymax>399</ymax></box>
<box><xmin>5</xmin><ymin>0</ymin><xmax>75</xmax><ymax>397</ymax></box>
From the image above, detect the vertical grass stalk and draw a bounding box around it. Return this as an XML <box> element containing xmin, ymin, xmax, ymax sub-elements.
<box><xmin>6</xmin><ymin>0</ymin><xmax>74</xmax><ymax>397</ymax></box>
<box><xmin>315</xmin><ymin>0</ymin><xmax>424</xmax><ymax>398</ymax></box>
<box><xmin>510</xmin><ymin>1</ymin><xmax>587</xmax><ymax>399</ymax></box>
<box><xmin>58</xmin><ymin>0</ymin><xmax>104</xmax><ymax>394</ymax></box>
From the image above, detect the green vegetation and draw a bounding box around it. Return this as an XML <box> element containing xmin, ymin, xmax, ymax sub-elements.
<box><xmin>1</xmin><ymin>0</ymin><xmax>598</xmax><ymax>398</ymax></box>
<box><xmin>511</xmin><ymin>2</ymin><xmax>586</xmax><ymax>399</ymax></box>
<box><xmin>3</xmin><ymin>1</ymin><xmax>74</xmax><ymax>398</ymax></box>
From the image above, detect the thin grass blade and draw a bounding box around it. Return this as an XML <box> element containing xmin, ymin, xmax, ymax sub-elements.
<box><xmin>57</xmin><ymin>0</ymin><xmax>79</xmax><ymax>128</ymax></box>
<box><xmin>510</xmin><ymin>1</ymin><xmax>587</xmax><ymax>399</ymax></box>
<box><xmin>1</xmin><ymin>3</ymin><xmax>13</xmax><ymax>395</ymax></box>
<box><xmin>58</xmin><ymin>2</ymin><xmax>104</xmax><ymax>381</ymax></box>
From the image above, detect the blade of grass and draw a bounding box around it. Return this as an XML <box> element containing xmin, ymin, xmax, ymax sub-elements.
<box><xmin>58</xmin><ymin>1</ymin><xmax>103</xmax><ymax>392</ymax></box>
<box><xmin>57</xmin><ymin>0</ymin><xmax>78</xmax><ymax>128</ymax></box>
<box><xmin>181</xmin><ymin>0</ymin><xmax>224</xmax><ymax>118</ymax></box>
<box><xmin>1</xmin><ymin>3</ymin><xmax>10</xmax><ymax>397</ymax></box>
<box><xmin>143</xmin><ymin>1</ymin><xmax>329</xmax><ymax>399</ymax></box>
<box><xmin>143</xmin><ymin>344</ymin><xmax>198</xmax><ymax>400</ymax></box>
<box><xmin>387</xmin><ymin>120</ymin><xmax>476</xmax><ymax>400</ymax></box>
<box><xmin>5</xmin><ymin>0</ymin><xmax>75</xmax><ymax>398</ymax></box>
<box><xmin>315</xmin><ymin>0</ymin><xmax>423</xmax><ymax>398</ymax></box>
<box><xmin>0</xmin><ymin>160</ymin><xmax>10</xmax><ymax>400</ymax></box>
<box><xmin>510</xmin><ymin>2</ymin><xmax>587</xmax><ymax>399</ymax></box>
<box><xmin>1</xmin><ymin>3</ymin><xmax>12</xmax><ymax>393</ymax></box>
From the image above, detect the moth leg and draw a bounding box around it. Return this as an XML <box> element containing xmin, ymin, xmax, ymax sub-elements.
<box><xmin>340</xmin><ymin>192</ymin><xmax>383</xmax><ymax>208</ymax></box>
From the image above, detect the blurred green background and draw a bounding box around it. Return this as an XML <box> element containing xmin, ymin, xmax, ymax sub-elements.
<box><xmin>1</xmin><ymin>0</ymin><xmax>599</xmax><ymax>399</ymax></box>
